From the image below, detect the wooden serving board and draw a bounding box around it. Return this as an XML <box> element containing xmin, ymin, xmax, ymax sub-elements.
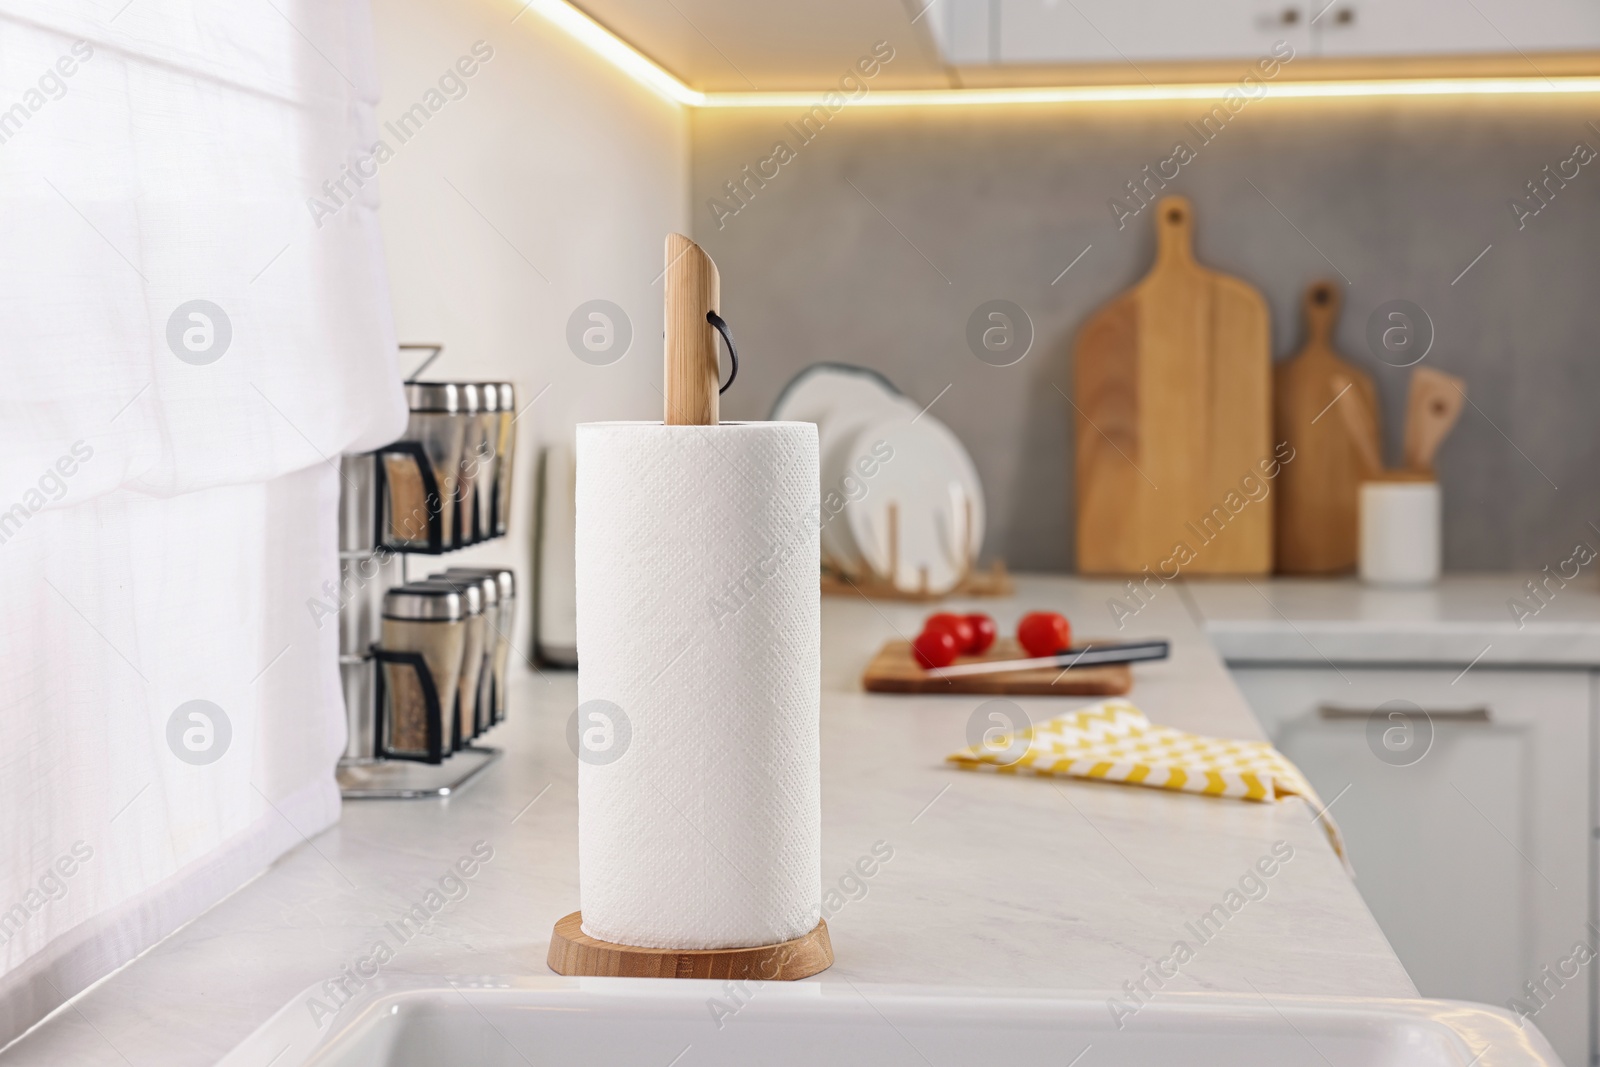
<box><xmin>1273</xmin><ymin>281</ymin><xmax>1380</xmax><ymax>574</ymax></box>
<box><xmin>1074</xmin><ymin>195</ymin><xmax>1272</xmax><ymax>575</ymax></box>
<box><xmin>862</xmin><ymin>638</ymin><xmax>1132</xmax><ymax>696</ymax></box>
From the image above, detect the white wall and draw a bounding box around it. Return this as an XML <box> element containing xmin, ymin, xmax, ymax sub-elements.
<box><xmin>370</xmin><ymin>0</ymin><xmax>689</xmax><ymax>651</ymax></box>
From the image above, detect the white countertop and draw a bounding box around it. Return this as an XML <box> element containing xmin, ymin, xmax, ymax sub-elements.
<box><xmin>1184</xmin><ymin>574</ymin><xmax>1600</xmax><ymax>667</ymax></box>
<box><xmin>1</xmin><ymin>575</ymin><xmax>1413</xmax><ymax>1066</ymax></box>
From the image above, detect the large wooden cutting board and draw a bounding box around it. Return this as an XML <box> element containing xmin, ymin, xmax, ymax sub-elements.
<box><xmin>1273</xmin><ymin>281</ymin><xmax>1380</xmax><ymax>574</ymax></box>
<box><xmin>861</xmin><ymin>638</ymin><xmax>1131</xmax><ymax>696</ymax></box>
<box><xmin>1074</xmin><ymin>196</ymin><xmax>1272</xmax><ymax>575</ymax></box>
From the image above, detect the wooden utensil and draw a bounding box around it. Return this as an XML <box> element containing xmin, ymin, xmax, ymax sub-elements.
<box><xmin>1272</xmin><ymin>282</ymin><xmax>1381</xmax><ymax>574</ymax></box>
<box><xmin>663</xmin><ymin>233</ymin><xmax>720</xmax><ymax>427</ymax></box>
<box><xmin>1403</xmin><ymin>366</ymin><xmax>1466</xmax><ymax>473</ymax></box>
<box><xmin>1331</xmin><ymin>372</ymin><xmax>1385</xmax><ymax>478</ymax></box>
<box><xmin>861</xmin><ymin>637</ymin><xmax>1132</xmax><ymax>696</ymax></box>
<box><xmin>1074</xmin><ymin>196</ymin><xmax>1272</xmax><ymax>575</ymax></box>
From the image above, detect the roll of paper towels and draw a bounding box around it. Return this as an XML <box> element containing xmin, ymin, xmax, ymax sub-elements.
<box><xmin>576</xmin><ymin>421</ymin><xmax>820</xmax><ymax>950</ymax></box>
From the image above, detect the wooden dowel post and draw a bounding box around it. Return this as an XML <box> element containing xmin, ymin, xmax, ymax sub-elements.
<box><xmin>663</xmin><ymin>233</ymin><xmax>720</xmax><ymax>427</ymax></box>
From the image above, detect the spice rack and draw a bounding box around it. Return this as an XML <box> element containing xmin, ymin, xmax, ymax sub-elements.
<box><xmin>336</xmin><ymin>372</ymin><xmax>517</xmax><ymax>800</ymax></box>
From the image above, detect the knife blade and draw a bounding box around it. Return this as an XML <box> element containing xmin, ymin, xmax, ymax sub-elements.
<box><xmin>926</xmin><ymin>639</ymin><xmax>1170</xmax><ymax>679</ymax></box>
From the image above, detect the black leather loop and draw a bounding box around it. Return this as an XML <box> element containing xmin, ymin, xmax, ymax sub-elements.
<box><xmin>706</xmin><ymin>310</ymin><xmax>738</xmax><ymax>395</ymax></box>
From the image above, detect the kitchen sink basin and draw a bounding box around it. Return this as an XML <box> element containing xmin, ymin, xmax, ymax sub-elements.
<box><xmin>218</xmin><ymin>977</ymin><xmax>1561</xmax><ymax>1067</ymax></box>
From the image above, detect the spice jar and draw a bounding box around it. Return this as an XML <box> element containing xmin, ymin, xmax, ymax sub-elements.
<box><xmin>492</xmin><ymin>383</ymin><xmax>515</xmax><ymax>536</ymax></box>
<box><xmin>417</xmin><ymin>576</ymin><xmax>484</xmax><ymax>749</ymax></box>
<box><xmin>454</xmin><ymin>384</ymin><xmax>486</xmax><ymax>547</ymax></box>
<box><xmin>468</xmin><ymin>385</ymin><xmax>500</xmax><ymax>545</ymax></box>
<box><xmin>446</xmin><ymin>566</ymin><xmax>514</xmax><ymax>726</ymax></box>
<box><xmin>380</xmin><ymin>383</ymin><xmax>466</xmax><ymax>551</ymax></box>
<box><xmin>378</xmin><ymin>584</ymin><xmax>464</xmax><ymax>762</ymax></box>
<box><xmin>442</xmin><ymin>569</ymin><xmax>501</xmax><ymax>735</ymax></box>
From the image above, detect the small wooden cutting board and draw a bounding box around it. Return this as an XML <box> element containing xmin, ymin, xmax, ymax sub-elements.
<box><xmin>1273</xmin><ymin>281</ymin><xmax>1380</xmax><ymax>574</ymax></box>
<box><xmin>862</xmin><ymin>638</ymin><xmax>1132</xmax><ymax>696</ymax></box>
<box><xmin>1074</xmin><ymin>196</ymin><xmax>1272</xmax><ymax>575</ymax></box>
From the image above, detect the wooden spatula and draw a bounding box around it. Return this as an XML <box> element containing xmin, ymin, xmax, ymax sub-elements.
<box><xmin>1272</xmin><ymin>281</ymin><xmax>1381</xmax><ymax>574</ymax></box>
<box><xmin>1403</xmin><ymin>366</ymin><xmax>1465</xmax><ymax>474</ymax></box>
<box><xmin>663</xmin><ymin>233</ymin><xmax>721</xmax><ymax>427</ymax></box>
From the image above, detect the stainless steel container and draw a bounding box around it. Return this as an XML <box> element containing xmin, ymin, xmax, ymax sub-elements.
<box><xmin>446</xmin><ymin>566</ymin><xmax>515</xmax><ymax>725</ymax></box>
<box><xmin>492</xmin><ymin>382</ymin><xmax>515</xmax><ymax>536</ymax></box>
<box><xmin>468</xmin><ymin>385</ymin><xmax>500</xmax><ymax>545</ymax></box>
<box><xmin>439</xmin><ymin>570</ymin><xmax>502</xmax><ymax>735</ymax></box>
<box><xmin>415</xmin><ymin>576</ymin><xmax>484</xmax><ymax>749</ymax></box>
<box><xmin>455</xmin><ymin>384</ymin><xmax>485</xmax><ymax>547</ymax></box>
<box><xmin>378</xmin><ymin>584</ymin><xmax>465</xmax><ymax>762</ymax></box>
<box><xmin>380</xmin><ymin>383</ymin><xmax>466</xmax><ymax>551</ymax></box>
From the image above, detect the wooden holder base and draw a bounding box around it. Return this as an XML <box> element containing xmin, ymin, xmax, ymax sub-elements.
<box><xmin>822</xmin><ymin>559</ymin><xmax>1014</xmax><ymax>602</ymax></box>
<box><xmin>547</xmin><ymin>912</ymin><xmax>833</xmax><ymax>980</ymax></box>
<box><xmin>820</xmin><ymin>498</ymin><xmax>1011</xmax><ymax>601</ymax></box>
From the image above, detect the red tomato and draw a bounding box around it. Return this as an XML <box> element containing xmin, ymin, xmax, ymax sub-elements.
<box><xmin>924</xmin><ymin>612</ymin><xmax>976</xmax><ymax>654</ymax></box>
<box><xmin>1017</xmin><ymin>612</ymin><xmax>1072</xmax><ymax>658</ymax></box>
<box><xmin>965</xmin><ymin>613</ymin><xmax>997</xmax><ymax>655</ymax></box>
<box><xmin>912</xmin><ymin>627</ymin><xmax>960</xmax><ymax>669</ymax></box>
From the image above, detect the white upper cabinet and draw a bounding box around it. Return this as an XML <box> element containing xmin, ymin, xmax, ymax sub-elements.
<box><xmin>930</xmin><ymin>0</ymin><xmax>1600</xmax><ymax>67</ymax></box>
<box><xmin>1309</xmin><ymin>0</ymin><xmax>1600</xmax><ymax>57</ymax></box>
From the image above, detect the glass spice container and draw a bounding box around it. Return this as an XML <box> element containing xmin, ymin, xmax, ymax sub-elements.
<box><xmin>492</xmin><ymin>383</ymin><xmax>515</xmax><ymax>536</ymax></box>
<box><xmin>378</xmin><ymin>584</ymin><xmax>464</xmax><ymax>761</ymax></box>
<box><xmin>380</xmin><ymin>383</ymin><xmax>465</xmax><ymax>551</ymax></box>
<box><xmin>417</xmin><ymin>576</ymin><xmax>484</xmax><ymax>749</ymax></box>
<box><xmin>446</xmin><ymin>566</ymin><xmax>514</xmax><ymax>726</ymax></box>
<box><xmin>441</xmin><ymin>569</ymin><xmax>499</xmax><ymax>735</ymax></box>
<box><xmin>470</xmin><ymin>385</ymin><xmax>499</xmax><ymax>545</ymax></box>
<box><xmin>455</xmin><ymin>384</ymin><xmax>485</xmax><ymax>547</ymax></box>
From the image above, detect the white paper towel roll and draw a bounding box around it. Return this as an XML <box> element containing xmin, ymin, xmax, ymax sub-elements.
<box><xmin>576</xmin><ymin>421</ymin><xmax>820</xmax><ymax>950</ymax></box>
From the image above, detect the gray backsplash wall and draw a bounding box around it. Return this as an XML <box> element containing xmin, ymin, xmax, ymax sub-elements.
<box><xmin>690</xmin><ymin>92</ymin><xmax>1600</xmax><ymax>573</ymax></box>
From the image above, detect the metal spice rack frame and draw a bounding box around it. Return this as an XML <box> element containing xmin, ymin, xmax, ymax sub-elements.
<box><xmin>336</xmin><ymin>445</ymin><xmax>506</xmax><ymax>800</ymax></box>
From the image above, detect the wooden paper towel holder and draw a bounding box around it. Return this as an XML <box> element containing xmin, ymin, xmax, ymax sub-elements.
<box><xmin>547</xmin><ymin>233</ymin><xmax>834</xmax><ymax>981</ymax></box>
<box><xmin>547</xmin><ymin>912</ymin><xmax>834</xmax><ymax>980</ymax></box>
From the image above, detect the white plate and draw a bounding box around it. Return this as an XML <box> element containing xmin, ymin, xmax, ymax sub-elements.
<box><xmin>772</xmin><ymin>364</ymin><xmax>985</xmax><ymax>584</ymax></box>
<box><xmin>769</xmin><ymin>362</ymin><xmax>902</xmax><ymax>426</ymax></box>
<box><xmin>774</xmin><ymin>364</ymin><xmax>915</xmax><ymax>572</ymax></box>
<box><xmin>842</xmin><ymin>413</ymin><xmax>985</xmax><ymax>595</ymax></box>
<box><xmin>816</xmin><ymin>392</ymin><xmax>917</xmax><ymax>571</ymax></box>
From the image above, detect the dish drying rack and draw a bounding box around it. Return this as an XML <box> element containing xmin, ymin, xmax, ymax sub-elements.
<box><xmin>820</xmin><ymin>499</ymin><xmax>1013</xmax><ymax>601</ymax></box>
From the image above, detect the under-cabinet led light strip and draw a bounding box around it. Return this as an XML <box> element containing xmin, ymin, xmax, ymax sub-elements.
<box><xmin>520</xmin><ymin>0</ymin><xmax>1600</xmax><ymax>108</ymax></box>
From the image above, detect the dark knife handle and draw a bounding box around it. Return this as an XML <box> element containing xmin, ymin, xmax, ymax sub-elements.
<box><xmin>1052</xmin><ymin>640</ymin><xmax>1170</xmax><ymax>668</ymax></box>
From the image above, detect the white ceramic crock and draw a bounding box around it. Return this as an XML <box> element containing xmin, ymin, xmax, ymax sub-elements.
<box><xmin>1359</xmin><ymin>479</ymin><xmax>1441</xmax><ymax>586</ymax></box>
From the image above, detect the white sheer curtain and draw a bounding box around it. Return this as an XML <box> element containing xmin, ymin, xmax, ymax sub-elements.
<box><xmin>0</xmin><ymin>0</ymin><xmax>405</xmax><ymax>1044</ymax></box>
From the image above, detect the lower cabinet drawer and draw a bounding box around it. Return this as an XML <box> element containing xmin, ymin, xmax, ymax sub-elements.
<box><xmin>1229</xmin><ymin>666</ymin><xmax>1593</xmax><ymax>1067</ymax></box>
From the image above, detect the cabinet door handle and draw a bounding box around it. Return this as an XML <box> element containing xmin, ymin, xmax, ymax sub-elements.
<box><xmin>1318</xmin><ymin>705</ymin><xmax>1491</xmax><ymax>723</ymax></box>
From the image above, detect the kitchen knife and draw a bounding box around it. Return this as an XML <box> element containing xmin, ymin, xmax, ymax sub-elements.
<box><xmin>926</xmin><ymin>639</ymin><xmax>1170</xmax><ymax>678</ymax></box>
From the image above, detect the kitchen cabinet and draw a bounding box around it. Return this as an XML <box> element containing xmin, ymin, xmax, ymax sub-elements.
<box><xmin>1230</xmin><ymin>665</ymin><xmax>1594</xmax><ymax>1067</ymax></box>
<box><xmin>931</xmin><ymin>0</ymin><xmax>1600</xmax><ymax>68</ymax></box>
<box><xmin>1311</xmin><ymin>0</ymin><xmax>1600</xmax><ymax>58</ymax></box>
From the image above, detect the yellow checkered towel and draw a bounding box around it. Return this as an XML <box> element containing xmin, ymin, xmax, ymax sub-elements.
<box><xmin>947</xmin><ymin>699</ymin><xmax>1348</xmax><ymax>867</ymax></box>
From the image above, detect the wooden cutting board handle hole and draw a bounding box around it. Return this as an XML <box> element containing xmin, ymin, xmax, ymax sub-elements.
<box><xmin>1155</xmin><ymin>195</ymin><xmax>1194</xmax><ymax>265</ymax></box>
<box><xmin>1303</xmin><ymin>280</ymin><xmax>1341</xmax><ymax>343</ymax></box>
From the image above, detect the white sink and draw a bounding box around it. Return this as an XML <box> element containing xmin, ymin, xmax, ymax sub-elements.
<box><xmin>219</xmin><ymin>977</ymin><xmax>1561</xmax><ymax>1067</ymax></box>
